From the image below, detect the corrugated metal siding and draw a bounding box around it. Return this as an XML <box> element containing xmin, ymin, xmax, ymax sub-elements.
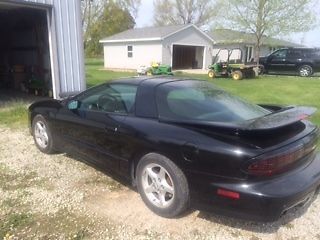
<box><xmin>9</xmin><ymin>0</ymin><xmax>85</xmax><ymax>98</ymax></box>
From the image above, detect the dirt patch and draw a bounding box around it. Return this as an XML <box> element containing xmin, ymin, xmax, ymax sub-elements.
<box><xmin>1</xmin><ymin>127</ymin><xmax>320</xmax><ymax>239</ymax></box>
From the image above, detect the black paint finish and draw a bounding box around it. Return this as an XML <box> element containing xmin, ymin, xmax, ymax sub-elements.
<box><xmin>29</xmin><ymin>77</ymin><xmax>320</xmax><ymax>221</ymax></box>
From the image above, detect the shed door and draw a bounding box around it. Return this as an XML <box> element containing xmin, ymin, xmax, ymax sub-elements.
<box><xmin>172</xmin><ymin>45</ymin><xmax>204</xmax><ymax>70</ymax></box>
<box><xmin>0</xmin><ymin>3</ymin><xmax>55</xmax><ymax>99</ymax></box>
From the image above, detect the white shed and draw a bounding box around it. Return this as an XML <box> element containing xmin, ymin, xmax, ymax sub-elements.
<box><xmin>100</xmin><ymin>24</ymin><xmax>214</xmax><ymax>70</ymax></box>
<box><xmin>0</xmin><ymin>0</ymin><xmax>85</xmax><ymax>99</ymax></box>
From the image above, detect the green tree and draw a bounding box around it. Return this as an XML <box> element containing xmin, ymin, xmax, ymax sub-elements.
<box><xmin>81</xmin><ymin>0</ymin><xmax>140</xmax><ymax>56</ymax></box>
<box><xmin>216</xmin><ymin>0</ymin><xmax>318</xmax><ymax>62</ymax></box>
<box><xmin>120</xmin><ymin>0</ymin><xmax>141</xmax><ymax>19</ymax></box>
<box><xmin>85</xmin><ymin>1</ymin><xmax>135</xmax><ymax>57</ymax></box>
<box><xmin>153</xmin><ymin>0</ymin><xmax>218</xmax><ymax>27</ymax></box>
<box><xmin>81</xmin><ymin>0</ymin><xmax>105</xmax><ymax>49</ymax></box>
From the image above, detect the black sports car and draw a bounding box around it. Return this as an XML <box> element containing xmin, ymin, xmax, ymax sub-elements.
<box><xmin>28</xmin><ymin>77</ymin><xmax>320</xmax><ymax>221</ymax></box>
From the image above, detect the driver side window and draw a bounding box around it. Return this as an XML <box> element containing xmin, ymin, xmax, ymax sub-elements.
<box><xmin>272</xmin><ymin>49</ymin><xmax>288</xmax><ymax>59</ymax></box>
<box><xmin>78</xmin><ymin>84</ymin><xmax>138</xmax><ymax>114</ymax></box>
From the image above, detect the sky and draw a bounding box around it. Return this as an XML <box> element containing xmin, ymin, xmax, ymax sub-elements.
<box><xmin>135</xmin><ymin>0</ymin><xmax>320</xmax><ymax>47</ymax></box>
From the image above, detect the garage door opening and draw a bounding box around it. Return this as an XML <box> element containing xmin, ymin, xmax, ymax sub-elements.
<box><xmin>0</xmin><ymin>5</ymin><xmax>52</xmax><ymax>98</ymax></box>
<box><xmin>172</xmin><ymin>45</ymin><xmax>204</xmax><ymax>70</ymax></box>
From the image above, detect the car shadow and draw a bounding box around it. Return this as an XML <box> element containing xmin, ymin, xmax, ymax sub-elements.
<box><xmin>64</xmin><ymin>151</ymin><xmax>318</xmax><ymax>234</ymax></box>
<box><xmin>64</xmin><ymin>152</ymin><xmax>135</xmax><ymax>190</ymax></box>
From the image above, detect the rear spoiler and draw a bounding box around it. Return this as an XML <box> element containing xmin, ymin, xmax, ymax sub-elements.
<box><xmin>243</xmin><ymin>106</ymin><xmax>316</xmax><ymax>130</ymax></box>
<box><xmin>160</xmin><ymin>106</ymin><xmax>316</xmax><ymax>131</ymax></box>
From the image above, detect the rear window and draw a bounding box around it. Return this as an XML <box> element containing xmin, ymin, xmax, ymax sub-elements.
<box><xmin>156</xmin><ymin>80</ymin><xmax>270</xmax><ymax>122</ymax></box>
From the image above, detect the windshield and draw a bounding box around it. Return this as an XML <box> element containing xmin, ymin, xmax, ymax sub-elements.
<box><xmin>156</xmin><ymin>80</ymin><xmax>270</xmax><ymax>123</ymax></box>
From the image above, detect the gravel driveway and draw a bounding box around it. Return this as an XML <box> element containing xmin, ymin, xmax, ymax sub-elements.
<box><xmin>1</xmin><ymin>127</ymin><xmax>320</xmax><ymax>240</ymax></box>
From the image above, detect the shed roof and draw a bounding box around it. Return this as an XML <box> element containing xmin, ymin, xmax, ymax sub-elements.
<box><xmin>100</xmin><ymin>24</ymin><xmax>214</xmax><ymax>43</ymax></box>
<box><xmin>210</xmin><ymin>29</ymin><xmax>302</xmax><ymax>47</ymax></box>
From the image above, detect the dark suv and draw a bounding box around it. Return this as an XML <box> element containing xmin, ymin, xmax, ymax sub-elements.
<box><xmin>259</xmin><ymin>48</ymin><xmax>320</xmax><ymax>77</ymax></box>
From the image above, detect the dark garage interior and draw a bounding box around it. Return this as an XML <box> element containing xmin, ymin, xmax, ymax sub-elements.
<box><xmin>0</xmin><ymin>5</ymin><xmax>52</xmax><ymax>98</ymax></box>
<box><xmin>172</xmin><ymin>45</ymin><xmax>204</xmax><ymax>70</ymax></box>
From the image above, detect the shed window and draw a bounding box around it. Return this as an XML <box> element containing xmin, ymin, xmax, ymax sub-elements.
<box><xmin>127</xmin><ymin>46</ymin><xmax>133</xmax><ymax>58</ymax></box>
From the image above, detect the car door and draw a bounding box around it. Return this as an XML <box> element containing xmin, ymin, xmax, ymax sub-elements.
<box><xmin>267</xmin><ymin>49</ymin><xmax>288</xmax><ymax>73</ymax></box>
<box><xmin>54</xmin><ymin>83</ymin><xmax>138</xmax><ymax>171</ymax></box>
<box><xmin>286</xmin><ymin>49</ymin><xmax>303</xmax><ymax>73</ymax></box>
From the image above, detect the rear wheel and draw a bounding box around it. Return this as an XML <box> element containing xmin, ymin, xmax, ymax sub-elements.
<box><xmin>232</xmin><ymin>70</ymin><xmax>243</xmax><ymax>80</ymax></box>
<box><xmin>136</xmin><ymin>153</ymin><xmax>190</xmax><ymax>218</ymax></box>
<box><xmin>32</xmin><ymin>115</ymin><xmax>56</xmax><ymax>154</ymax></box>
<box><xmin>299</xmin><ymin>65</ymin><xmax>313</xmax><ymax>77</ymax></box>
<box><xmin>208</xmin><ymin>70</ymin><xmax>216</xmax><ymax>78</ymax></box>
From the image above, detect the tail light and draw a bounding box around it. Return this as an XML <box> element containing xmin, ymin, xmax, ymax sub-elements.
<box><xmin>246</xmin><ymin>137</ymin><xmax>317</xmax><ymax>177</ymax></box>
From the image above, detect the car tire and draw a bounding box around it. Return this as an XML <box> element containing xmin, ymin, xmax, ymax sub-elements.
<box><xmin>136</xmin><ymin>153</ymin><xmax>190</xmax><ymax>218</ymax></box>
<box><xmin>299</xmin><ymin>65</ymin><xmax>313</xmax><ymax>77</ymax></box>
<box><xmin>32</xmin><ymin>114</ymin><xmax>56</xmax><ymax>154</ymax></box>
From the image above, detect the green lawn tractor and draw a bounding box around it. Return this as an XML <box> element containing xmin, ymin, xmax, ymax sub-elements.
<box><xmin>148</xmin><ymin>62</ymin><xmax>173</xmax><ymax>76</ymax></box>
<box><xmin>208</xmin><ymin>48</ymin><xmax>260</xmax><ymax>80</ymax></box>
<box><xmin>138</xmin><ymin>62</ymin><xmax>173</xmax><ymax>76</ymax></box>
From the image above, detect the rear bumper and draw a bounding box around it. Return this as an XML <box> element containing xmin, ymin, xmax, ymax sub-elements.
<box><xmin>190</xmin><ymin>152</ymin><xmax>320</xmax><ymax>222</ymax></box>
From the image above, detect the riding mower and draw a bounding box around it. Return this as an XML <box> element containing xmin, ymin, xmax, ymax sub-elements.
<box><xmin>137</xmin><ymin>62</ymin><xmax>173</xmax><ymax>76</ymax></box>
<box><xmin>208</xmin><ymin>48</ymin><xmax>262</xmax><ymax>80</ymax></box>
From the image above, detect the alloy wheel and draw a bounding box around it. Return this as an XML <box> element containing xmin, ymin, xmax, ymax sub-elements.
<box><xmin>300</xmin><ymin>66</ymin><xmax>312</xmax><ymax>77</ymax></box>
<box><xmin>141</xmin><ymin>163</ymin><xmax>175</xmax><ymax>208</ymax></box>
<box><xmin>34</xmin><ymin>121</ymin><xmax>49</xmax><ymax>149</ymax></box>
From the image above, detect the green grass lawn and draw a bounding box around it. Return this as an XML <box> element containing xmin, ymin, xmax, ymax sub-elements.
<box><xmin>0</xmin><ymin>102</ymin><xmax>29</xmax><ymax>128</ymax></box>
<box><xmin>86</xmin><ymin>58</ymin><xmax>136</xmax><ymax>87</ymax></box>
<box><xmin>1</xmin><ymin>58</ymin><xmax>319</xmax><ymax>129</ymax></box>
<box><xmin>86</xmin><ymin>58</ymin><xmax>320</xmax><ymax>126</ymax></box>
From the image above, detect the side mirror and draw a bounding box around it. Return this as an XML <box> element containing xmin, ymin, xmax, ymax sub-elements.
<box><xmin>68</xmin><ymin>100</ymin><xmax>80</xmax><ymax>110</ymax></box>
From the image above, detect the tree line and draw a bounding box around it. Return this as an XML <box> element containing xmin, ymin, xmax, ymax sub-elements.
<box><xmin>82</xmin><ymin>0</ymin><xmax>318</xmax><ymax>59</ymax></box>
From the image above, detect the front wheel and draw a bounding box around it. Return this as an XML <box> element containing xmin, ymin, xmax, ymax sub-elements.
<box><xmin>208</xmin><ymin>70</ymin><xmax>216</xmax><ymax>78</ymax></box>
<box><xmin>32</xmin><ymin>115</ymin><xmax>56</xmax><ymax>154</ymax></box>
<box><xmin>299</xmin><ymin>65</ymin><xmax>313</xmax><ymax>77</ymax></box>
<box><xmin>136</xmin><ymin>153</ymin><xmax>190</xmax><ymax>218</ymax></box>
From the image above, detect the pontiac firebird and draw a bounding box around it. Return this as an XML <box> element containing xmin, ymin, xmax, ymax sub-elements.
<box><xmin>28</xmin><ymin>77</ymin><xmax>320</xmax><ymax>221</ymax></box>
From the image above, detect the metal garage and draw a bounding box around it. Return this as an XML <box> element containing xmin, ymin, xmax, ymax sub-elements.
<box><xmin>0</xmin><ymin>0</ymin><xmax>85</xmax><ymax>99</ymax></box>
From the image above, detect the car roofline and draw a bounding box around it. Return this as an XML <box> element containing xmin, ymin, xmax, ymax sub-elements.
<box><xmin>108</xmin><ymin>76</ymin><xmax>205</xmax><ymax>87</ymax></box>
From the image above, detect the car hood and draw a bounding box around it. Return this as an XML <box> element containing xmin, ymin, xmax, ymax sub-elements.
<box><xmin>29</xmin><ymin>99</ymin><xmax>64</xmax><ymax>111</ymax></box>
<box><xmin>259</xmin><ymin>56</ymin><xmax>267</xmax><ymax>63</ymax></box>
